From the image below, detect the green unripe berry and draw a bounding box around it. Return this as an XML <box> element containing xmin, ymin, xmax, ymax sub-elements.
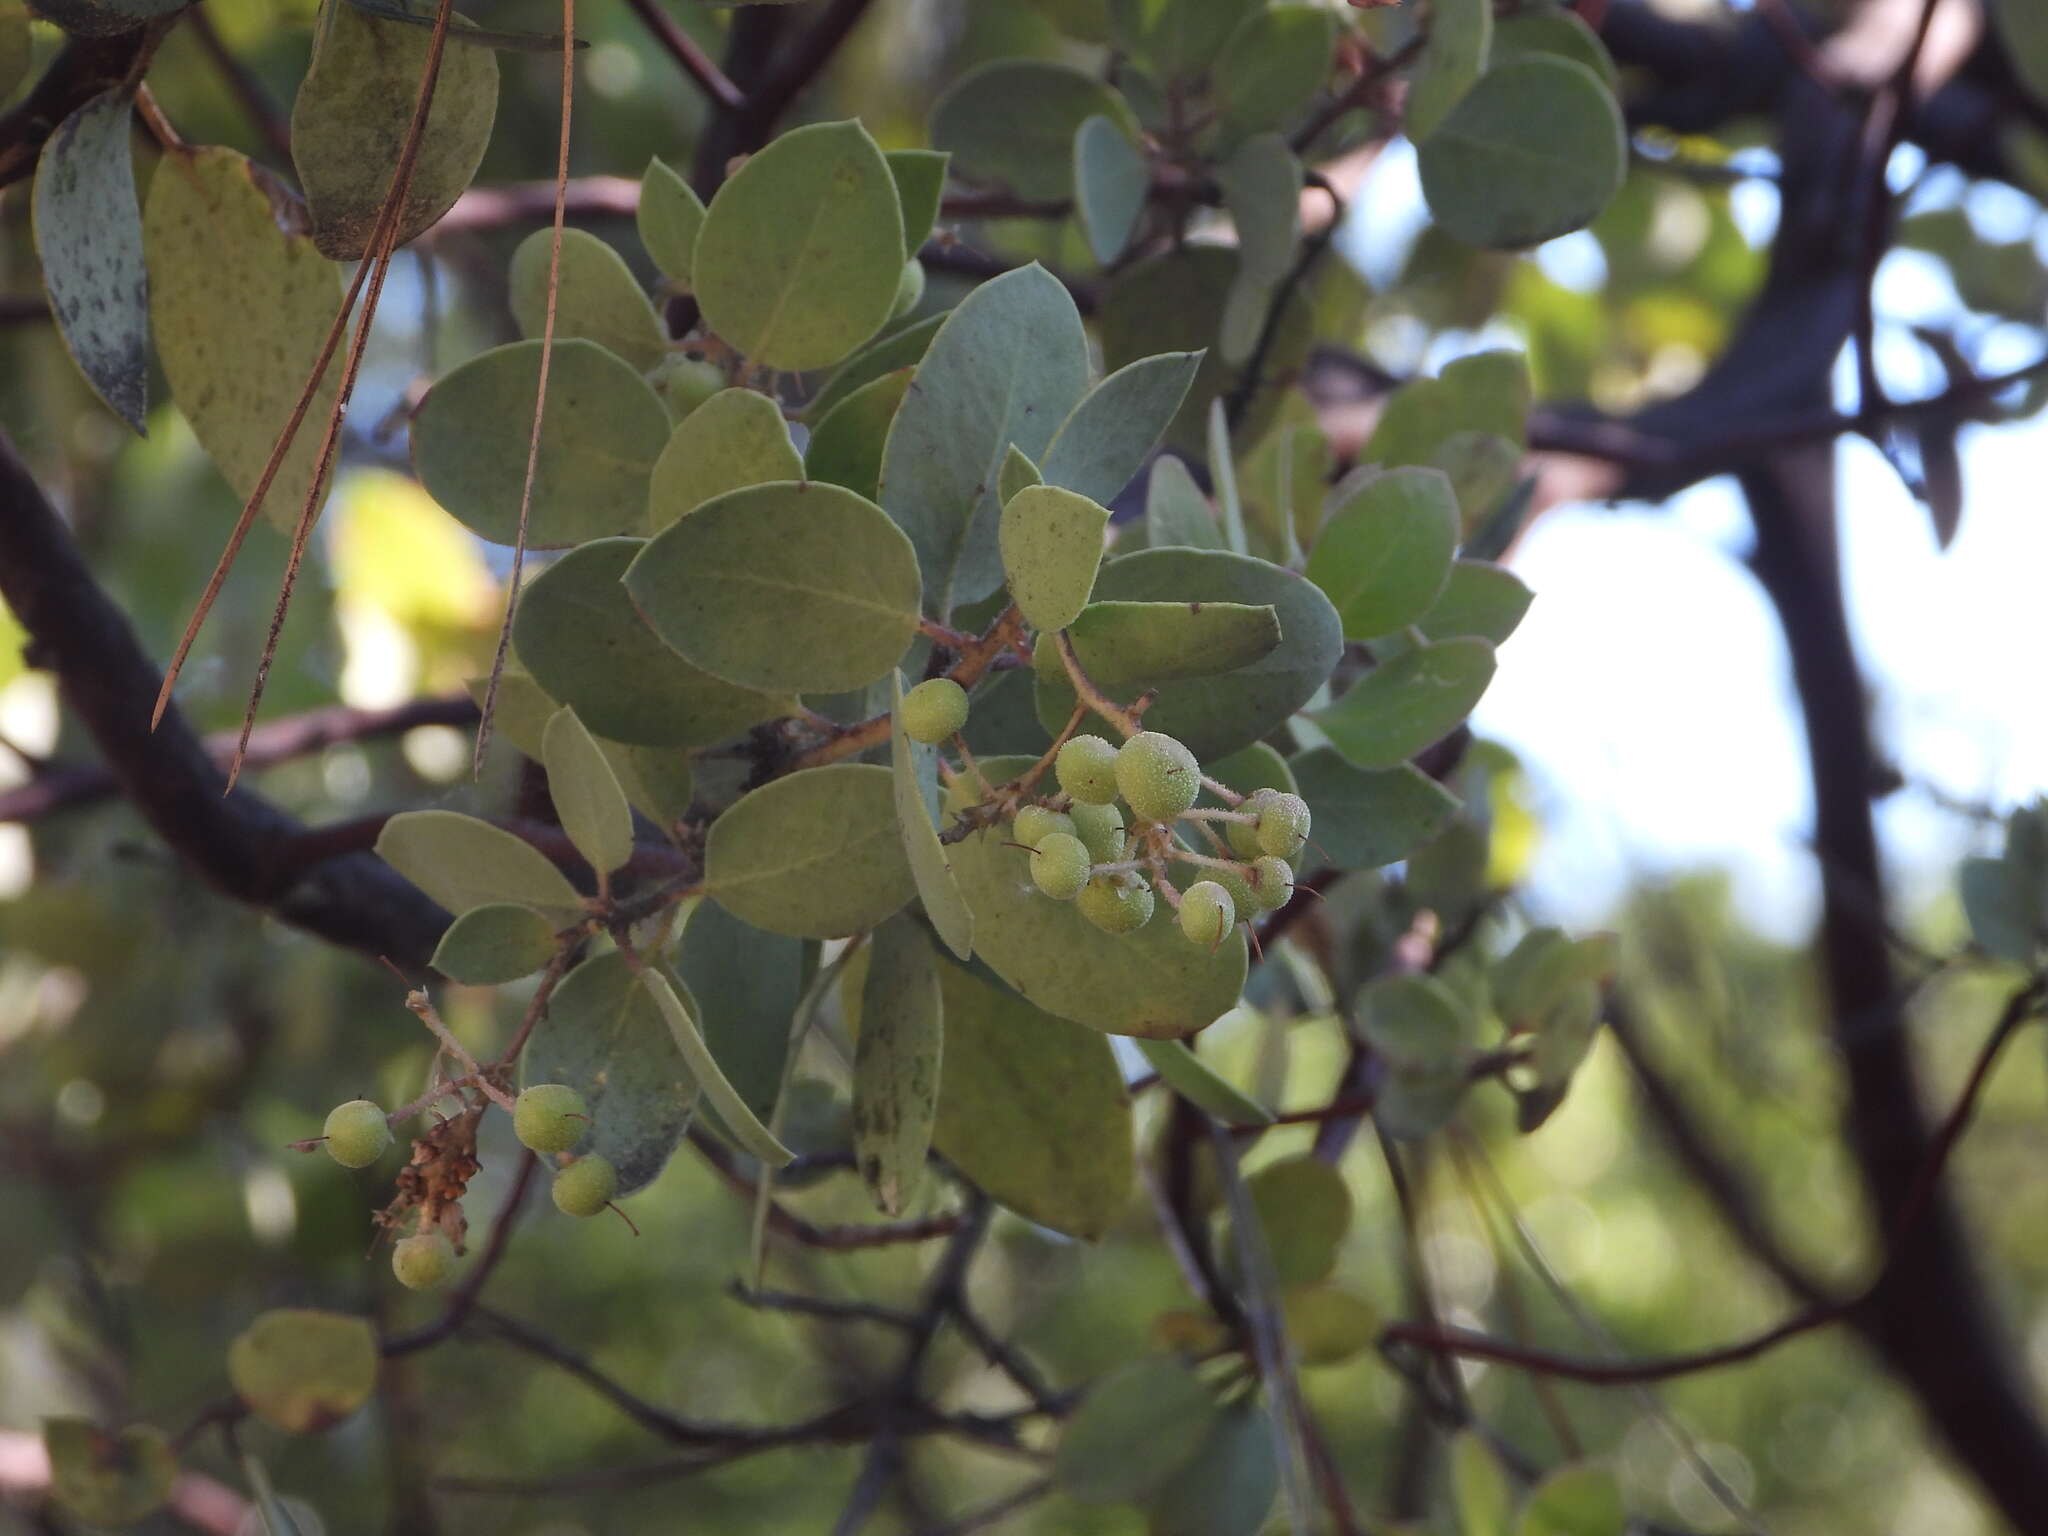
<box><xmin>1116</xmin><ymin>731</ymin><xmax>1201</xmax><ymax>823</ymax></box>
<box><xmin>1254</xmin><ymin>792</ymin><xmax>1312</xmax><ymax>859</ymax></box>
<box><xmin>1248</xmin><ymin>856</ymin><xmax>1295</xmax><ymax>911</ymax></box>
<box><xmin>552</xmin><ymin>1154</ymin><xmax>618</xmax><ymax>1218</ymax></box>
<box><xmin>392</xmin><ymin>1232</ymin><xmax>455</xmax><ymax>1290</ymax></box>
<box><xmin>1012</xmin><ymin>805</ymin><xmax>1075</xmax><ymax>848</ymax></box>
<box><xmin>1077</xmin><ymin>874</ymin><xmax>1155</xmax><ymax>933</ymax></box>
<box><xmin>513</xmin><ymin>1083</ymin><xmax>589</xmax><ymax>1155</ymax></box>
<box><xmin>1209</xmin><ymin>861</ymin><xmax>1257</xmax><ymax>918</ymax></box>
<box><xmin>322</xmin><ymin>1099</ymin><xmax>391</xmax><ymax>1169</ymax></box>
<box><xmin>1056</xmin><ymin>735</ymin><xmax>1120</xmax><ymax>805</ymax></box>
<box><xmin>891</xmin><ymin>258</ymin><xmax>927</xmax><ymax>319</ymax></box>
<box><xmin>651</xmin><ymin>355</ymin><xmax>726</xmax><ymax>423</ymax></box>
<box><xmin>1070</xmin><ymin>800</ymin><xmax>1125</xmax><ymax>863</ymax></box>
<box><xmin>1226</xmin><ymin>796</ymin><xmax>1267</xmax><ymax>860</ymax></box>
<box><xmin>1029</xmin><ymin>832</ymin><xmax>1092</xmax><ymax>901</ymax></box>
<box><xmin>901</xmin><ymin>677</ymin><xmax>969</xmax><ymax>744</ymax></box>
<box><xmin>1179</xmin><ymin>881</ymin><xmax>1236</xmax><ymax>946</ymax></box>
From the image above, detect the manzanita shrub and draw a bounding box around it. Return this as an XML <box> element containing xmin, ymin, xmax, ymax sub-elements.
<box><xmin>20</xmin><ymin>0</ymin><xmax>1918</xmax><ymax>1528</ymax></box>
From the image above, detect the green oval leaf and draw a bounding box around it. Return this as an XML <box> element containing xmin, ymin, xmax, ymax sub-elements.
<box><xmin>705</xmin><ymin>764</ymin><xmax>916</xmax><ymax>938</ymax></box>
<box><xmin>1311</xmin><ymin>636</ymin><xmax>1496</xmax><ymax>769</ymax></box>
<box><xmin>1144</xmin><ymin>1401</ymin><xmax>1280</xmax><ymax>1535</ymax></box>
<box><xmin>1305</xmin><ymin>466</ymin><xmax>1461</xmax><ymax>639</ymax></box>
<box><xmin>890</xmin><ymin>672</ymin><xmax>974</xmax><ymax>961</ymax></box>
<box><xmin>1135</xmin><ymin>1037</ymin><xmax>1272</xmax><ymax>1126</ymax></box>
<box><xmin>809</xmin><ymin>311</ymin><xmax>945</xmax><ymax>420</ymax></box>
<box><xmin>1216</xmin><ymin>133</ymin><xmax>1302</xmax><ymax>363</ymax></box>
<box><xmin>1452</xmin><ymin>1431</ymin><xmax>1515</xmax><ymax>1536</ymax></box>
<box><xmin>1240</xmin><ymin>1154</ymin><xmax>1350</xmax><ymax>1286</ymax></box>
<box><xmin>1516</xmin><ymin>1463</ymin><xmax>1625</xmax><ymax>1536</ymax></box>
<box><xmin>639</xmin><ymin>964</ymin><xmax>794</xmax><ymax>1166</ymax></box>
<box><xmin>374</xmin><ymin>809</ymin><xmax>584</xmax><ymax>920</ymax></box>
<box><xmin>524</xmin><ymin>949</ymin><xmax>694</xmax><ymax>1194</ymax></box>
<box><xmin>1418</xmin><ymin>558</ymin><xmax>1533</xmax><ymax>644</ymax></box>
<box><xmin>1108</xmin><ymin>0</ymin><xmax>1257</xmax><ymax>80</ymax></box>
<box><xmin>930</xmin><ymin>60</ymin><xmax>1138</xmax><ymax>201</ymax></box>
<box><xmin>509</xmin><ymin>226</ymin><xmax>667</xmax><ymax>373</ymax></box>
<box><xmin>34</xmin><ymin>90</ymin><xmax>148</xmax><ymax>433</ymax></box>
<box><xmin>1000</xmin><ymin>484</ymin><xmax>1109</xmax><ymax>631</ymax></box>
<box><xmin>805</xmin><ymin>369</ymin><xmax>911</xmax><ymax>503</ymax></box>
<box><xmin>637</xmin><ymin>156</ymin><xmax>704</xmax><ymax>286</ymax></box>
<box><xmin>852</xmin><ymin>914</ymin><xmax>943</xmax><ymax>1214</ymax></box>
<box><xmin>1491</xmin><ymin>5</ymin><xmax>1617</xmax><ymax>90</ymax></box>
<box><xmin>43</xmin><ymin>1420</ymin><xmax>176</xmax><ymax>1526</ymax></box>
<box><xmin>928</xmin><ymin>951</ymin><xmax>1131</xmax><ymax>1238</ymax></box>
<box><xmin>431</xmin><ymin>901</ymin><xmax>560</xmax><ymax>984</ymax></box>
<box><xmin>885</xmin><ymin>147</ymin><xmax>949</xmax><ymax>251</ymax></box>
<box><xmin>1147</xmin><ymin>453</ymin><xmax>1224</xmax><ymax>549</ymax></box>
<box><xmin>1359</xmin><ymin>972</ymin><xmax>1476</xmax><ymax>1139</ymax></box>
<box><xmin>1080</xmin><ymin>547</ymin><xmax>1344</xmax><ymax>761</ymax></box>
<box><xmin>693</xmin><ymin>119</ymin><xmax>903</xmax><ymax>371</ymax></box>
<box><xmin>1289</xmin><ymin>746</ymin><xmax>1461</xmax><ymax>870</ymax></box>
<box><xmin>1417</xmin><ymin>55</ymin><xmax>1625</xmax><ymax>249</ymax></box>
<box><xmin>1055</xmin><ymin>1355</ymin><xmax>1218</xmax><ymax>1502</ymax></box>
<box><xmin>1405</xmin><ymin>0</ymin><xmax>1490</xmax><ymax>143</ymax></box>
<box><xmin>677</xmin><ymin>901</ymin><xmax>808</xmax><ymax>1121</ymax></box>
<box><xmin>648</xmin><ymin>387</ymin><xmax>802</xmax><ymax>528</ymax></box>
<box><xmin>1033</xmin><ymin>599</ymin><xmax>1284</xmax><ymax>740</ymax></box>
<box><xmin>411</xmin><ymin>338</ymin><xmax>670</xmax><ymax>547</ymax></box>
<box><xmin>626</xmin><ymin>481</ymin><xmax>922</xmax><ymax>694</ymax></box>
<box><xmin>1212</xmin><ymin>4</ymin><xmax>1334</xmax><ymax>145</ymax></box>
<box><xmin>1073</xmin><ymin>114</ymin><xmax>1148</xmax><ymax>264</ymax></box>
<box><xmin>145</xmin><ymin>148</ymin><xmax>342</xmax><ymax>531</ymax></box>
<box><xmin>227</xmin><ymin>1309</ymin><xmax>378</xmax><ymax>1433</ymax></box>
<box><xmin>512</xmin><ymin>538</ymin><xmax>792</xmax><ymax>749</ymax></box>
<box><xmin>1366</xmin><ymin>350</ymin><xmax>1530</xmax><ymax>468</ymax></box>
<box><xmin>1284</xmin><ymin>1286</ymin><xmax>1379</xmax><ymax>1367</ymax></box>
<box><xmin>542</xmin><ymin>707</ymin><xmax>635</xmax><ymax>876</ymax></box>
<box><xmin>1041</xmin><ymin>350</ymin><xmax>1203</xmax><ymax>507</ymax></box>
<box><xmin>945</xmin><ymin>758</ymin><xmax>1244</xmax><ymax>1039</ymax></box>
<box><xmin>879</xmin><ymin>263</ymin><xmax>1090</xmax><ymax>613</ymax></box>
<box><xmin>291</xmin><ymin>0</ymin><xmax>497</xmax><ymax>258</ymax></box>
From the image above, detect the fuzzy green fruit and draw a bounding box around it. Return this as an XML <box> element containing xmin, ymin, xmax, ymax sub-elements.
<box><xmin>901</xmin><ymin>677</ymin><xmax>970</xmax><ymax>743</ymax></box>
<box><xmin>891</xmin><ymin>258</ymin><xmax>926</xmax><ymax>319</ymax></box>
<box><xmin>1226</xmin><ymin>795</ymin><xmax>1267</xmax><ymax>860</ymax></box>
<box><xmin>1030</xmin><ymin>832</ymin><xmax>1092</xmax><ymax>901</ymax></box>
<box><xmin>1116</xmin><ymin>731</ymin><xmax>1201</xmax><ymax>823</ymax></box>
<box><xmin>322</xmin><ymin>1099</ymin><xmax>391</xmax><ymax>1169</ymax></box>
<box><xmin>1255</xmin><ymin>792</ymin><xmax>1312</xmax><ymax>859</ymax></box>
<box><xmin>1012</xmin><ymin>805</ymin><xmax>1076</xmax><ymax>848</ymax></box>
<box><xmin>513</xmin><ymin>1083</ymin><xmax>589</xmax><ymax>1155</ymax></box>
<box><xmin>1179</xmin><ymin>880</ymin><xmax>1236</xmax><ymax>946</ymax></box>
<box><xmin>1070</xmin><ymin>800</ymin><xmax>1125</xmax><ymax>863</ymax></box>
<box><xmin>392</xmin><ymin>1232</ymin><xmax>455</xmax><ymax>1290</ymax></box>
<box><xmin>652</xmin><ymin>355</ymin><xmax>727</xmax><ymax>423</ymax></box>
<box><xmin>1077</xmin><ymin>874</ymin><xmax>1155</xmax><ymax>933</ymax></box>
<box><xmin>1055</xmin><ymin>735</ymin><xmax>1120</xmax><ymax>805</ymax></box>
<box><xmin>1248</xmin><ymin>856</ymin><xmax>1295</xmax><ymax>911</ymax></box>
<box><xmin>553</xmin><ymin>1154</ymin><xmax>619</xmax><ymax>1217</ymax></box>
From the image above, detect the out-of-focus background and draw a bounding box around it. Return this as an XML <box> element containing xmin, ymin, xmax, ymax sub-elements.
<box><xmin>2</xmin><ymin>0</ymin><xmax>2047</xmax><ymax>1531</ymax></box>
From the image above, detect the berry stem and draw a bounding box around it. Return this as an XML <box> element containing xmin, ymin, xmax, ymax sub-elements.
<box><xmin>1179</xmin><ymin>808</ymin><xmax>1257</xmax><ymax>823</ymax></box>
<box><xmin>1053</xmin><ymin>630</ymin><xmax>1148</xmax><ymax>739</ymax></box>
<box><xmin>1167</xmin><ymin>848</ymin><xmax>1253</xmax><ymax>875</ymax></box>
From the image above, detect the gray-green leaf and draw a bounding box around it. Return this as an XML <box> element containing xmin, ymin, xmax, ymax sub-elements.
<box><xmin>1000</xmin><ymin>484</ymin><xmax>1109</xmax><ymax>632</ymax></box>
<box><xmin>431</xmin><ymin>902</ymin><xmax>561</xmax><ymax>984</ymax></box>
<box><xmin>542</xmin><ymin>707</ymin><xmax>635</xmax><ymax>877</ymax></box>
<box><xmin>509</xmin><ymin>226</ymin><xmax>667</xmax><ymax>373</ymax></box>
<box><xmin>1305</xmin><ymin>466</ymin><xmax>1460</xmax><ymax>639</ymax></box>
<box><xmin>704</xmin><ymin>764</ymin><xmax>916</xmax><ymax>938</ymax></box>
<box><xmin>1073</xmin><ymin>114</ymin><xmax>1148</xmax><ymax>264</ymax></box>
<box><xmin>375</xmin><ymin>810</ymin><xmax>583</xmax><ymax>920</ymax></box>
<box><xmin>1312</xmin><ymin>637</ymin><xmax>1496</xmax><ymax>769</ymax></box>
<box><xmin>626</xmin><ymin>481</ymin><xmax>922</xmax><ymax>695</ymax></box>
<box><xmin>34</xmin><ymin>90</ymin><xmax>149</xmax><ymax>433</ymax></box>
<box><xmin>852</xmin><ymin>914</ymin><xmax>943</xmax><ymax>1214</ymax></box>
<box><xmin>648</xmin><ymin>387</ymin><xmax>802</xmax><ymax>528</ymax></box>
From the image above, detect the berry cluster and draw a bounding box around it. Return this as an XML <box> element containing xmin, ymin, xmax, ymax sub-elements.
<box><xmin>318</xmin><ymin>1083</ymin><xmax>617</xmax><ymax>1290</ymax></box>
<box><xmin>1011</xmin><ymin>730</ymin><xmax>1309</xmax><ymax>948</ymax></box>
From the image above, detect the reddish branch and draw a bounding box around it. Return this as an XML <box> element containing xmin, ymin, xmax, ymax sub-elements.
<box><xmin>0</xmin><ymin>694</ymin><xmax>479</xmax><ymax>824</ymax></box>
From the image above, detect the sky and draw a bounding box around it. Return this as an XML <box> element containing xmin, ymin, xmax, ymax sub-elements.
<box><xmin>1341</xmin><ymin>141</ymin><xmax>2048</xmax><ymax>942</ymax></box>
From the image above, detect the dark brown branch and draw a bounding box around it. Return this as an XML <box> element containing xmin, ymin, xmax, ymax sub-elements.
<box><xmin>0</xmin><ymin>432</ymin><xmax>452</xmax><ymax>966</ymax></box>
<box><xmin>619</xmin><ymin>0</ymin><xmax>746</xmax><ymax>113</ymax></box>
<box><xmin>0</xmin><ymin>694</ymin><xmax>479</xmax><ymax>825</ymax></box>
<box><xmin>185</xmin><ymin>4</ymin><xmax>295</xmax><ymax>165</ymax></box>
